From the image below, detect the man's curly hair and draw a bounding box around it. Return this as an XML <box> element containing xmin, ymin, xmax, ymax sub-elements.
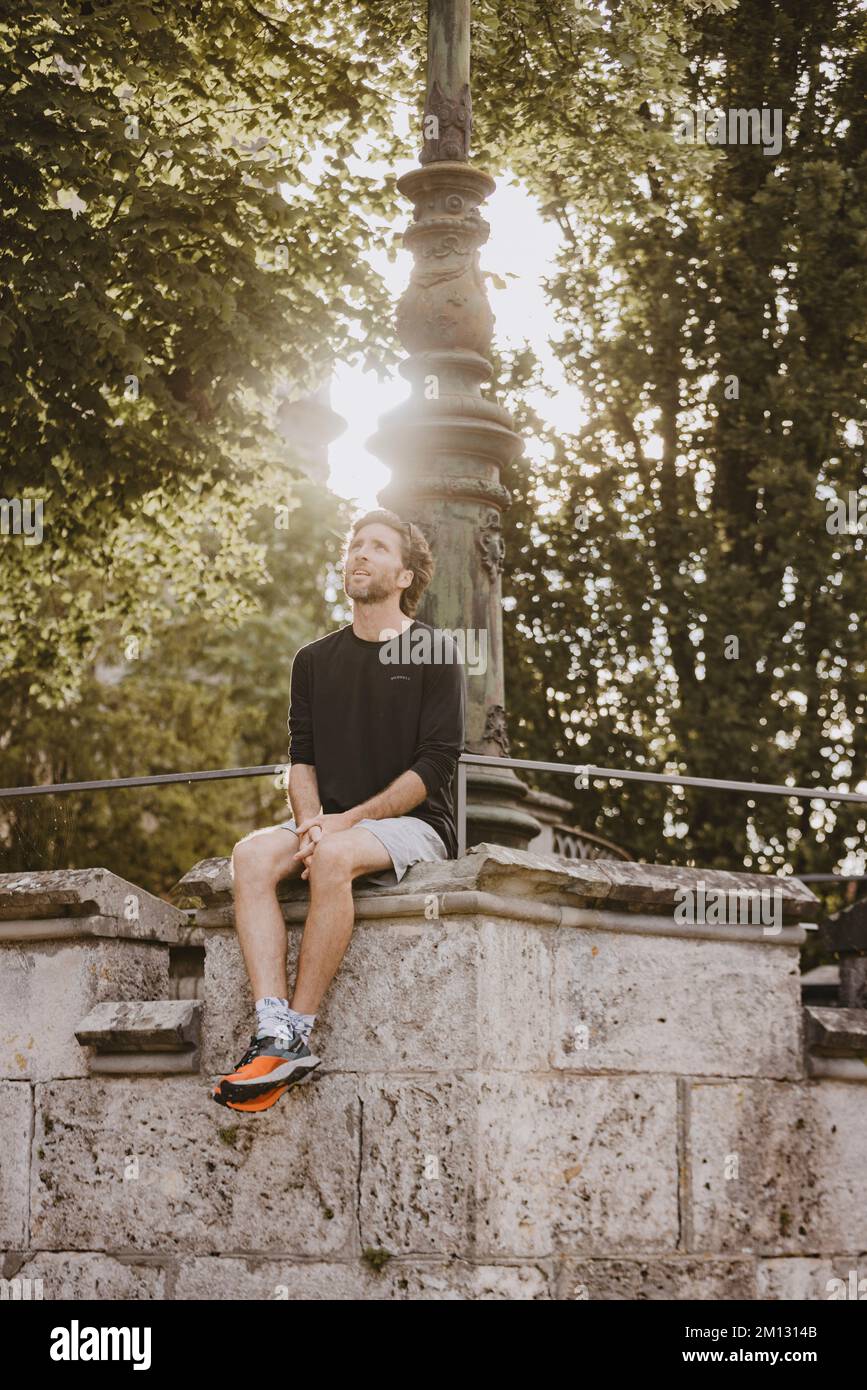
<box><xmin>346</xmin><ymin>509</ymin><xmax>434</xmax><ymax>617</ymax></box>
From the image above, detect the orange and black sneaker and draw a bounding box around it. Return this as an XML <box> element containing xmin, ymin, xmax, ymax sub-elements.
<box><xmin>218</xmin><ymin>1083</ymin><xmax>291</xmax><ymax>1114</ymax></box>
<box><xmin>212</xmin><ymin>1030</ymin><xmax>321</xmax><ymax>1110</ymax></box>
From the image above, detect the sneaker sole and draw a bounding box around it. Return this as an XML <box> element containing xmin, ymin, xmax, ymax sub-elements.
<box><xmin>217</xmin><ymin>1056</ymin><xmax>321</xmax><ymax>1103</ymax></box>
<box><xmin>212</xmin><ymin>1068</ymin><xmax>319</xmax><ymax>1111</ymax></box>
<box><xmin>211</xmin><ymin>1077</ymin><xmax>300</xmax><ymax>1111</ymax></box>
<box><xmin>218</xmin><ymin>1084</ymin><xmax>291</xmax><ymax>1113</ymax></box>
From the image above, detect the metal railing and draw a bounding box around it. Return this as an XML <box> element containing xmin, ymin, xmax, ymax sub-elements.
<box><xmin>0</xmin><ymin>765</ymin><xmax>281</xmax><ymax>797</ymax></box>
<box><xmin>454</xmin><ymin>753</ymin><xmax>867</xmax><ymax>858</ymax></box>
<box><xmin>2</xmin><ymin>754</ymin><xmax>866</xmax><ymax>874</ymax></box>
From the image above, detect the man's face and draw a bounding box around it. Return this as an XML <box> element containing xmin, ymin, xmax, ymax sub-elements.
<box><xmin>344</xmin><ymin>523</ymin><xmax>412</xmax><ymax>606</ymax></box>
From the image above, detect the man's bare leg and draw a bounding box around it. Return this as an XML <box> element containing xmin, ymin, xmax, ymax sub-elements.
<box><xmin>230</xmin><ymin>826</ymin><xmax>306</xmax><ymax>1000</ymax></box>
<box><xmin>291</xmin><ymin>827</ymin><xmax>393</xmax><ymax>1014</ymax></box>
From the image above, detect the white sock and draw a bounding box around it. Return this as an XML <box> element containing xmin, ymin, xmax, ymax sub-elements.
<box><xmin>255</xmin><ymin>996</ymin><xmax>317</xmax><ymax>1045</ymax></box>
<box><xmin>287</xmin><ymin>1008</ymin><xmax>317</xmax><ymax>1046</ymax></box>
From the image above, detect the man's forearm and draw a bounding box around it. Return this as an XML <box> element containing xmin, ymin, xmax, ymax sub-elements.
<box><xmin>288</xmin><ymin>763</ymin><xmax>322</xmax><ymax>824</ymax></box>
<box><xmin>345</xmin><ymin>769</ymin><xmax>429</xmax><ymax>825</ymax></box>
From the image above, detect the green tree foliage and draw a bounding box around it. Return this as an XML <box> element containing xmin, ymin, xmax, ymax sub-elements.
<box><xmin>0</xmin><ymin>0</ymin><xmax>406</xmax><ymax>706</ymax></box>
<box><xmin>0</xmin><ymin>478</ymin><xmax>352</xmax><ymax>893</ymax></box>
<box><xmin>490</xmin><ymin>0</ymin><xmax>866</xmax><ymax>875</ymax></box>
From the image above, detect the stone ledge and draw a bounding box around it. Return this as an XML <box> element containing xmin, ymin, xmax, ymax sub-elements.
<box><xmin>189</xmin><ymin>887</ymin><xmax>809</xmax><ymax>946</ymax></box>
<box><xmin>74</xmin><ymin>1001</ymin><xmax>202</xmax><ymax>1076</ymax></box>
<box><xmin>174</xmin><ymin>842</ymin><xmax>818</xmax><ymax>923</ymax></box>
<box><xmin>804</xmin><ymin>1002</ymin><xmax>867</xmax><ymax>1082</ymax></box>
<box><xmin>0</xmin><ymin>869</ymin><xmax>191</xmax><ymax>943</ymax></box>
<box><xmin>75</xmin><ymin>1000</ymin><xmax>201</xmax><ymax>1052</ymax></box>
<box><xmin>805</xmin><ymin>1005</ymin><xmax>867</xmax><ymax>1056</ymax></box>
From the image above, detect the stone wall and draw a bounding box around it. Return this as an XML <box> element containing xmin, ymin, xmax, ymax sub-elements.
<box><xmin>1</xmin><ymin>848</ymin><xmax>866</xmax><ymax>1301</ymax></box>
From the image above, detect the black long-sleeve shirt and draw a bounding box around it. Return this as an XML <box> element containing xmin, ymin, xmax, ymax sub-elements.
<box><xmin>287</xmin><ymin>620</ymin><xmax>467</xmax><ymax>858</ymax></box>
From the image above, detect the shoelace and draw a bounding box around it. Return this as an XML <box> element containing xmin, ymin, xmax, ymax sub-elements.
<box><xmin>236</xmin><ymin>1034</ymin><xmax>267</xmax><ymax>1068</ymax></box>
<box><xmin>256</xmin><ymin>1000</ymin><xmax>302</xmax><ymax>1043</ymax></box>
<box><xmin>239</xmin><ymin>1028</ymin><xmax>300</xmax><ymax>1066</ymax></box>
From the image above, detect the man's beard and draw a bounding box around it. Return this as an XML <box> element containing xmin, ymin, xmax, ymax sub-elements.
<box><xmin>345</xmin><ymin>573</ymin><xmax>394</xmax><ymax>604</ymax></box>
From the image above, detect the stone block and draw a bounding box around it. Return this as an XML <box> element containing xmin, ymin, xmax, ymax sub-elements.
<box><xmin>554</xmin><ymin>1256</ymin><xmax>756</xmax><ymax>1300</ymax></box>
<box><xmin>75</xmin><ymin>1000</ymin><xmax>201</xmax><ymax>1053</ymax></box>
<box><xmin>0</xmin><ymin>941</ymin><xmax>170</xmax><ymax>1081</ymax></box>
<box><xmin>75</xmin><ymin>1000</ymin><xmax>201</xmax><ymax>1073</ymax></box>
<box><xmin>687</xmin><ymin>1079</ymin><xmax>867</xmax><ymax>1254</ymax></box>
<box><xmin>551</xmin><ymin>929</ymin><xmax>803</xmax><ymax>1078</ymax></box>
<box><xmin>10</xmin><ymin>1253</ymin><xmax>166</xmax><ymax>1299</ymax></box>
<box><xmin>357</xmin><ymin>1075</ymin><xmax>476</xmax><ymax>1255</ymax></box>
<box><xmin>200</xmin><ymin>931</ymin><xmax>255</xmax><ymax>1075</ymax></box>
<box><xmin>476</xmin><ymin>919</ymin><xmax>551</xmax><ymax>1070</ymax></box>
<box><xmin>475</xmin><ymin>1074</ymin><xmax>678</xmax><ymax>1257</ymax></box>
<box><xmin>0</xmin><ymin>1080</ymin><xmax>31</xmax><ymax>1247</ymax></box>
<box><xmin>804</xmin><ymin>1006</ymin><xmax>867</xmax><ymax>1056</ymax></box>
<box><xmin>459</xmin><ymin>1262</ymin><xmax>551</xmax><ymax>1299</ymax></box>
<box><xmin>318</xmin><ymin>918</ymin><xmax>478</xmax><ymax>1072</ymax></box>
<box><xmin>172</xmin><ymin>1256</ymin><xmax>551</xmax><ymax>1300</ymax></box>
<box><xmin>202</xmin><ymin>918</ymin><xmax>479</xmax><ymax>1075</ymax></box>
<box><xmin>175</xmin><ymin>1256</ymin><xmax>377</xmax><ymax>1301</ymax></box>
<box><xmin>757</xmin><ymin>1255</ymin><xmax>867</xmax><ymax>1300</ymax></box>
<box><xmin>29</xmin><ymin>1075</ymin><xmax>358</xmax><ymax>1256</ymax></box>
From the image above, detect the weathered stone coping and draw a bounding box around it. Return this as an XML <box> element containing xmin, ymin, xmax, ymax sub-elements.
<box><xmin>174</xmin><ymin>842</ymin><xmax>818</xmax><ymax>946</ymax></box>
<box><xmin>174</xmin><ymin>842</ymin><xmax>819</xmax><ymax>915</ymax></box>
<box><xmin>0</xmin><ymin>868</ymin><xmax>192</xmax><ymax>943</ymax></box>
<box><xmin>186</xmin><ymin>888</ymin><xmax>809</xmax><ymax>946</ymax></box>
<box><xmin>0</xmin><ymin>850</ymin><xmax>816</xmax><ymax>947</ymax></box>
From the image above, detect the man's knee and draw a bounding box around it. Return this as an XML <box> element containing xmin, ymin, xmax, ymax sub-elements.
<box><xmin>232</xmin><ymin>828</ymin><xmax>299</xmax><ymax>884</ymax></box>
<box><xmin>306</xmin><ymin>832</ymin><xmax>354</xmax><ymax>880</ymax></box>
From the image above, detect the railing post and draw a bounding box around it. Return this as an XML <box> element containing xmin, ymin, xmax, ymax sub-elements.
<box><xmin>457</xmin><ymin>757</ymin><xmax>467</xmax><ymax>859</ymax></box>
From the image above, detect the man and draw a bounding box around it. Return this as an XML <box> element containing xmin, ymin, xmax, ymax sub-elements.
<box><xmin>212</xmin><ymin>508</ymin><xmax>467</xmax><ymax>1113</ymax></box>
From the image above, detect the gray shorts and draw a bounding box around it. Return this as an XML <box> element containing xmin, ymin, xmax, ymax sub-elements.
<box><xmin>277</xmin><ymin>814</ymin><xmax>448</xmax><ymax>887</ymax></box>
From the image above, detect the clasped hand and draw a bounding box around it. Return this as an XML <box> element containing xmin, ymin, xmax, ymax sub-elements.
<box><xmin>292</xmin><ymin>811</ymin><xmax>356</xmax><ymax>879</ymax></box>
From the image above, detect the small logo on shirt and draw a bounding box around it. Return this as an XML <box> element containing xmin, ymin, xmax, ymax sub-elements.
<box><xmin>390</xmin><ymin>675</ymin><xmax>411</xmax><ymax>681</ymax></box>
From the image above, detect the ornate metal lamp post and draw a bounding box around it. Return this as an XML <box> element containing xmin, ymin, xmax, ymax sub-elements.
<box><xmin>369</xmin><ymin>0</ymin><xmax>540</xmax><ymax>850</ymax></box>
